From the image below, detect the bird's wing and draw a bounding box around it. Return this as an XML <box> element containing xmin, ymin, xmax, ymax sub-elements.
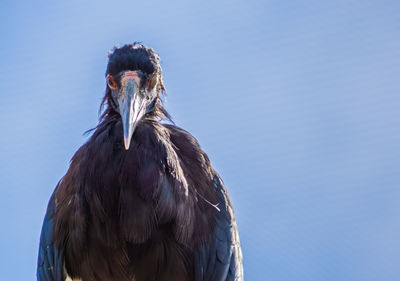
<box><xmin>37</xmin><ymin>190</ymin><xmax>65</xmax><ymax>281</ymax></box>
<box><xmin>194</xmin><ymin>176</ymin><xmax>243</xmax><ymax>281</ymax></box>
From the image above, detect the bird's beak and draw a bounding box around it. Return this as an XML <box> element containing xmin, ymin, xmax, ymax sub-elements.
<box><xmin>118</xmin><ymin>77</ymin><xmax>147</xmax><ymax>150</ymax></box>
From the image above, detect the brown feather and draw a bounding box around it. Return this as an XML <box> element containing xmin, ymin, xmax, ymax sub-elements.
<box><xmin>53</xmin><ymin>118</ymin><xmax>219</xmax><ymax>281</ymax></box>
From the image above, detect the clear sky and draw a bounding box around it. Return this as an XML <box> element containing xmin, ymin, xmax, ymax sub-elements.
<box><xmin>1</xmin><ymin>0</ymin><xmax>399</xmax><ymax>280</ymax></box>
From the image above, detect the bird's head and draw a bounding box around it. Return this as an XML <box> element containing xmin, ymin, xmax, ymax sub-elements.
<box><xmin>101</xmin><ymin>43</ymin><xmax>170</xmax><ymax>150</ymax></box>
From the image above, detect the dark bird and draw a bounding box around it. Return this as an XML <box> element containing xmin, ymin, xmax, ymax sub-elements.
<box><xmin>37</xmin><ymin>43</ymin><xmax>243</xmax><ymax>281</ymax></box>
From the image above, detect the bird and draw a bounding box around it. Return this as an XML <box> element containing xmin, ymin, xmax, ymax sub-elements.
<box><xmin>37</xmin><ymin>43</ymin><xmax>243</xmax><ymax>281</ymax></box>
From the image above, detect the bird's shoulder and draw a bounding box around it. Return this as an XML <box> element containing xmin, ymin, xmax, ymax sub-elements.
<box><xmin>163</xmin><ymin>123</ymin><xmax>200</xmax><ymax>144</ymax></box>
<box><xmin>163</xmin><ymin>123</ymin><xmax>211</xmax><ymax>164</ymax></box>
<box><xmin>164</xmin><ymin>124</ymin><xmax>243</xmax><ymax>281</ymax></box>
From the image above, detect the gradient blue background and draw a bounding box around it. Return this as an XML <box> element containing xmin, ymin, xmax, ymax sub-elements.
<box><xmin>1</xmin><ymin>1</ymin><xmax>399</xmax><ymax>280</ymax></box>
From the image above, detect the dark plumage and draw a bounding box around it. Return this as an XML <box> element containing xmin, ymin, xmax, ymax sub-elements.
<box><xmin>37</xmin><ymin>43</ymin><xmax>243</xmax><ymax>281</ymax></box>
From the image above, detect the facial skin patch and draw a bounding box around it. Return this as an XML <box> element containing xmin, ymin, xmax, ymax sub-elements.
<box><xmin>121</xmin><ymin>71</ymin><xmax>141</xmax><ymax>87</ymax></box>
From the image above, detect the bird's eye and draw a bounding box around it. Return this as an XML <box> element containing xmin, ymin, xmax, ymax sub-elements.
<box><xmin>107</xmin><ymin>74</ymin><xmax>118</xmax><ymax>90</ymax></box>
<box><xmin>147</xmin><ymin>73</ymin><xmax>158</xmax><ymax>90</ymax></box>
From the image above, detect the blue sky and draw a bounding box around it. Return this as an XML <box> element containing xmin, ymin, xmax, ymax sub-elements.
<box><xmin>1</xmin><ymin>1</ymin><xmax>400</xmax><ymax>280</ymax></box>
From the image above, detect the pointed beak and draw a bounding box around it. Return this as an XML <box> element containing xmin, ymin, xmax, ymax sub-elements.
<box><xmin>118</xmin><ymin>78</ymin><xmax>147</xmax><ymax>150</ymax></box>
